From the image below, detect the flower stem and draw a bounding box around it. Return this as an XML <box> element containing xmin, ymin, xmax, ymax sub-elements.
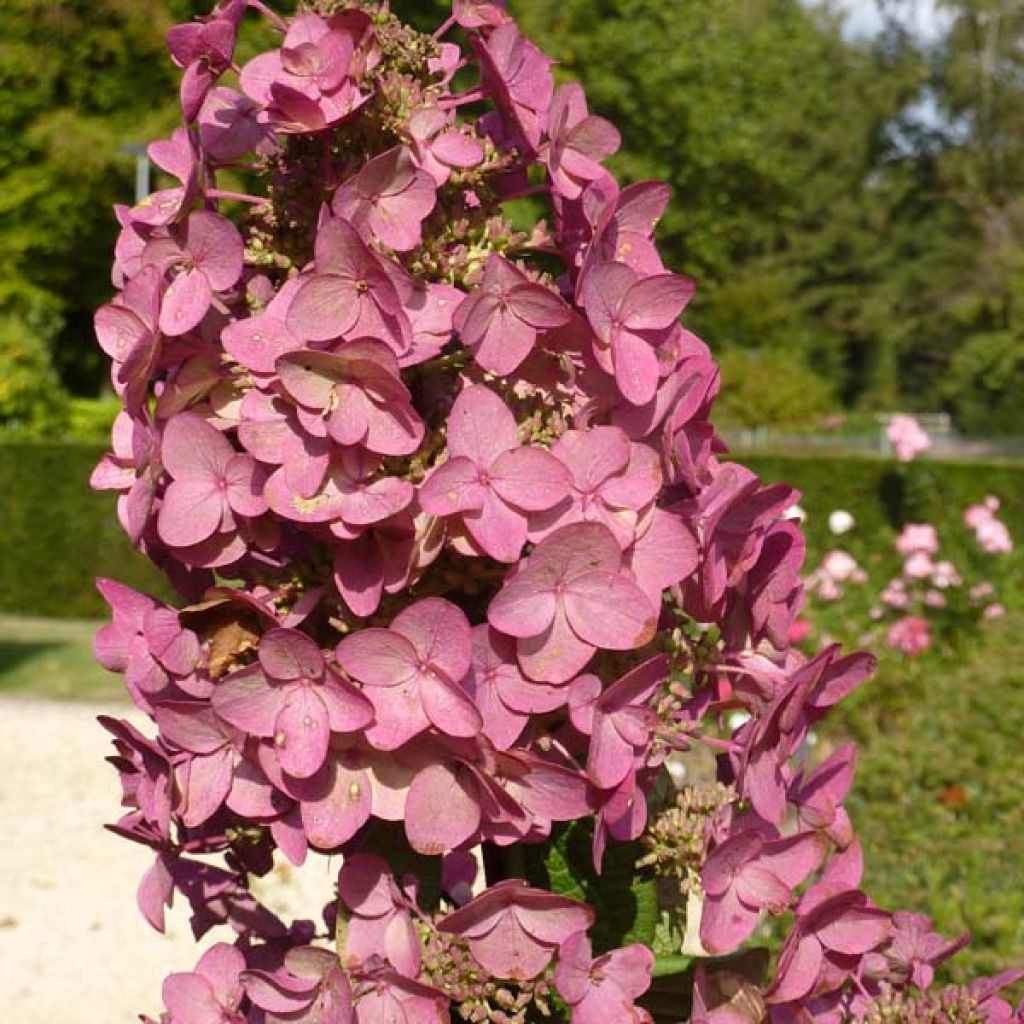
<box><xmin>206</xmin><ymin>188</ymin><xmax>267</xmax><ymax>205</ymax></box>
<box><xmin>433</xmin><ymin>14</ymin><xmax>456</xmax><ymax>39</ymax></box>
<box><xmin>248</xmin><ymin>0</ymin><xmax>288</xmax><ymax>32</ymax></box>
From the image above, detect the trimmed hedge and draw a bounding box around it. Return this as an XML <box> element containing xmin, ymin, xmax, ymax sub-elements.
<box><xmin>0</xmin><ymin>442</ymin><xmax>172</xmax><ymax>618</ymax></box>
<box><xmin>743</xmin><ymin>452</ymin><xmax>1024</xmax><ymax>557</ymax></box>
<box><xmin>1</xmin><ymin>442</ymin><xmax>1022</xmax><ymax>618</ymax></box>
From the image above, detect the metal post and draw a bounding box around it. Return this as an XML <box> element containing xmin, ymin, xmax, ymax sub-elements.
<box><xmin>120</xmin><ymin>143</ymin><xmax>150</xmax><ymax>204</ymax></box>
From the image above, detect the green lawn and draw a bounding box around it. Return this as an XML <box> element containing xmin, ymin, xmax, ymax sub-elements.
<box><xmin>0</xmin><ymin>611</ymin><xmax>1020</xmax><ymax>980</ymax></box>
<box><xmin>829</xmin><ymin>612</ymin><xmax>1024</xmax><ymax>982</ymax></box>
<box><xmin>0</xmin><ymin>615</ymin><xmax>122</xmax><ymax>701</ymax></box>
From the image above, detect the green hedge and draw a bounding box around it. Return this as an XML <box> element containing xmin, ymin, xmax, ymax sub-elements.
<box><xmin>1</xmin><ymin>442</ymin><xmax>1022</xmax><ymax>619</ymax></box>
<box><xmin>0</xmin><ymin>442</ymin><xmax>172</xmax><ymax>618</ymax></box>
<box><xmin>743</xmin><ymin>452</ymin><xmax>1024</xmax><ymax>557</ymax></box>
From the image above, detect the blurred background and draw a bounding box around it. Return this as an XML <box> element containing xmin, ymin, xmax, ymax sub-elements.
<box><xmin>0</xmin><ymin>1</ymin><xmax>1022</xmax><ymax>1020</ymax></box>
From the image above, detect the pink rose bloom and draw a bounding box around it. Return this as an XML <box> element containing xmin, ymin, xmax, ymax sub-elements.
<box><xmin>903</xmin><ymin>551</ymin><xmax>934</xmax><ymax>580</ymax></box>
<box><xmin>895</xmin><ymin>523</ymin><xmax>938</xmax><ymax>556</ymax></box>
<box><xmin>924</xmin><ymin>590</ymin><xmax>946</xmax><ymax>608</ymax></box>
<box><xmin>886</xmin><ymin>414</ymin><xmax>931</xmax><ymax>463</ymax></box>
<box><xmin>822</xmin><ymin>549</ymin><xmax>858</xmax><ymax>582</ymax></box>
<box><xmin>881</xmin><ymin>580</ymin><xmax>909</xmax><ymax>609</ymax></box>
<box><xmin>975</xmin><ymin>518</ymin><xmax>1013</xmax><ymax>555</ymax></box>
<box><xmin>930</xmin><ymin>560</ymin><xmax>961</xmax><ymax>589</ymax></box>
<box><xmin>788</xmin><ymin>618</ymin><xmax>812</xmax><ymax>644</ymax></box>
<box><xmin>983</xmin><ymin>603</ymin><xmax>1006</xmax><ymax>620</ymax></box>
<box><xmin>970</xmin><ymin>581</ymin><xmax>995</xmax><ymax>601</ymax></box>
<box><xmin>887</xmin><ymin>615</ymin><xmax>931</xmax><ymax>656</ymax></box>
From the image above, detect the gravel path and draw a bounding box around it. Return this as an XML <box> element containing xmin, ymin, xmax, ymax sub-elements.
<box><xmin>0</xmin><ymin>698</ymin><xmax>334</xmax><ymax>1023</ymax></box>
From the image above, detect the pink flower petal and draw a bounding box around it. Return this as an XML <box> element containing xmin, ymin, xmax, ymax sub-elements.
<box><xmin>274</xmin><ymin>687</ymin><xmax>330</xmax><ymax>778</ymax></box>
<box><xmin>158</xmin><ymin>476</ymin><xmax>225</xmax><ymax>548</ymax></box>
<box><xmin>563</xmin><ymin>571</ymin><xmax>656</xmax><ymax>650</ymax></box>
<box><xmin>517</xmin><ymin>604</ymin><xmax>595</xmax><ymax>684</ymax></box>
<box><xmin>447</xmin><ymin>385</ymin><xmax>519</xmax><ymax>466</ymax></box>
<box><xmin>259</xmin><ymin>629</ymin><xmax>324</xmax><ymax>682</ymax></box>
<box><xmin>212</xmin><ymin>665</ymin><xmax>281</xmax><ymax>735</ymax></box>
<box><xmin>490</xmin><ymin>447</ymin><xmax>571</xmax><ymax>512</ymax></box>
<box><xmin>405</xmin><ymin>762</ymin><xmax>481</xmax><ymax>855</ymax></box>
<box><xmin>160</xmin><ymin>268</ymin><xmax>213</xmax><ymax>337</ymax></box>
<box><xmin>419</xmin><ymin>457</ymin><xmax>488</xmax><ymax>516</ymax></box>
<box><xmin>336</xmin><ymin>629</ymin><xmax>418</xmax><ymax>687</ymax></box>
<box><xmin>464</xmin><ymin>489</ymin><xmax>528</xmax><ymax>563</ymax></box>
<box><xmin>419</xmin><ymin>674</ymin><xmax>483</xmax><ymax>738</ymax></box>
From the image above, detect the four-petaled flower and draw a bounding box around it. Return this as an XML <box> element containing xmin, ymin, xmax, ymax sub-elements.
<box><xmin>581</xmin><ymin>261</ymin><xmax>694</xmax><ymax>406</ymax></box>
<box><xmin>213</xmin><ymin>627</ymin><xmax>373</xmax><ymax>778</ymax></box>
<box><xmin>419</xmin><ymin>385</ymin><xmax>570</xmax><ymax>562</ymax></box>
<box><xmin>142</xmin><ymin>211</ymin><xmax>244</xmax><ymax>336</ymax></box>
<box><xmin>554</xmin><ymin>931</ymin><xmax>654</xmax><ymax>1024</ymax></box>
<box><xmin>437</xmin><ymin>880</ymin><xmax>594</xmax><ymax>980</ymax></box>
<box><xmin>332</xmin><ymin>146</ymin><xmax>438</xmax><ymax>252</ymax></box>
<box><xmin>157</xmin><ymin>412</ymin><xmax>268</xmax><ymax>551</ymax></box>
<box><xmin>335</xmin><ymin>597</ymin><xmax>480</xmax><ymax>749</ymax></box>
<box><xmin>488</xmin><ymin>522</ymin><xmax>657</xmax><ymax>683</ymax></box>
<box><xmin>453</xmin><ymin>254</ymin><xmax>571</xmax><ymax>375</ymax></box>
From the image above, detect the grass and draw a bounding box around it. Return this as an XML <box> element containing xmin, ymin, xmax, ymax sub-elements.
<box><xmin>828</xmin><ymin>612</ymin><xmax>1024</xmax><ymax>982</ymax></box>
<box><xmin>0</xmin><ymin>609</ymin><xmax>1021</xmax><ymax>981</ymax></box>
<box><xmin>0</xmin><ymin>615</ymin><xmax>122</xmax><ymax>702</ymax></box>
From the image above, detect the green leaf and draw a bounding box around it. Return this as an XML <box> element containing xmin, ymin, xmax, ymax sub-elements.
<box><xmin>524</xmin><ymin>820</ymin><xmax>658</xmax><ymax>952</ymax></box>
<box><xmin>652</xmin><ymin>954</ymin><xmax>695</xmax><ymax>978</ymax></box>
<box><xmin>356</xmin><ymin>820</ymin><xmax>443</xmax><ymax>911</ymax></box>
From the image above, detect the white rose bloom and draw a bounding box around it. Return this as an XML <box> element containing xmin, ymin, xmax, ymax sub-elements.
<box><xmin>828</xmin><ymin>509</ymin><xmax>855</xmax><ymax>535</ymax></box>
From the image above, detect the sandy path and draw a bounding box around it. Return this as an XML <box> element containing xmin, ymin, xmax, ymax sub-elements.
<box><xmin>0</xmin><ymin>698</ymin><xmax>334</xmax><ymax>1023</ymax></box>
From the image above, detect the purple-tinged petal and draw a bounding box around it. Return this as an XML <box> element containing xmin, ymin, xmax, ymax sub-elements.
<box><xmin>490</xmin><ymin>447</ymin><xmax>571</xmax><ymax>511</ymax></box>
<box><xmin>405</xmin><ymin>762</ymin><xmax>481</xmax><ymax>855</ymax></box>
<box><xmin>160</xmin><ymin>268</ymin><xmax>213</xmax><ymax>336</ymax></box>
<box><xmin>563</xmin><ymin>571</ymin><xmax>656</xmax><ymax>650</ymax></box>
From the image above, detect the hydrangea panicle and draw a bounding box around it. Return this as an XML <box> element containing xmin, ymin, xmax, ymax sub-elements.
<box><xmin>91</xmin><ymin>4</ymin><xmax>1017</xmax><ymax>1021</ymax></box>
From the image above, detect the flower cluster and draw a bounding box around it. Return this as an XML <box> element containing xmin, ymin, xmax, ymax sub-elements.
<box><xmin>886</xmin><ymin>415</ymin><xmax>931</xmax><ymax>463</ymax></box>
<box><xmin>92</xmin><ymin>3</ymin><xmax>1021</xmax><ymax>1023</ymax></box>
<box><xmin>798</xmin><ymin>503</ymin><xmax>1013</xmax><ymax>660</ymax></box>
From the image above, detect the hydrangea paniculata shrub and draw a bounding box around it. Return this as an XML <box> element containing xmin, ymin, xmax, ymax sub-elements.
<box><xmin>92</xmin><ymin>3</ymin><xmax>1024</xmax><ymax>1022</ymax></box>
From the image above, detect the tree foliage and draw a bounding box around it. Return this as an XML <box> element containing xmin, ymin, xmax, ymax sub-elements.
<box><xmin>6</xmin><ymin>0</ymin><xmax>1024</xmax><ymax>431</ymax></box>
